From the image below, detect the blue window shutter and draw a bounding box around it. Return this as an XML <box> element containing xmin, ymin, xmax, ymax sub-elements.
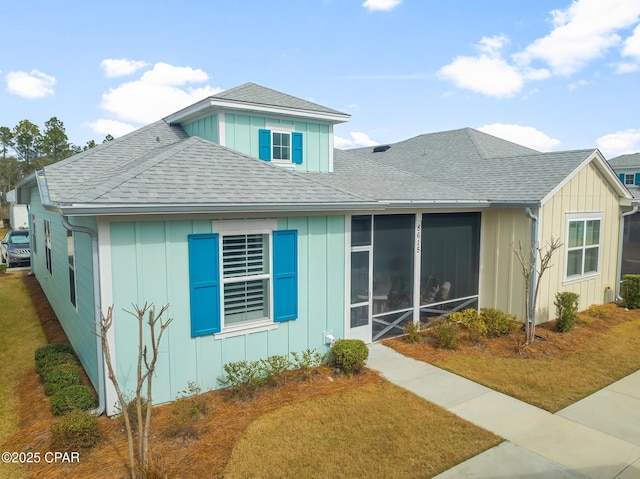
<box><xmin>273</xmin><ymin>230</ymin><xmax>298</xmax><ymax>322</ymax></box>
<box><xmin>188</xmin><ymin>234</ymin><xmax>221</xmax><ymax>336</ymax></box>
<box><xmin>619</xmin><ymin>173</ymin><xmax>626</xmax><ymax>182</ymax></box>
<box><xmin>259</xmin><ymin>129</ymin><xmax>271</xmax><ymax>161</ymax></box>
<box><xmin>634</xmin><ymin>173</ymin><xmax>640</xmax><ymax>185</ymax></box>
<box><xmin>292</xmin><ymin>132</ymin><xmax>303</xmax><ymax>164</ymax></box>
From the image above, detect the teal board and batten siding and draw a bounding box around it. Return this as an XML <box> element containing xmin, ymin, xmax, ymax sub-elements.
<box><xmin>108</xmin><ymin>215</ymin><xmax>345</xmax><ymax>406</ymax></box>
<box><xmin>182</xmin><ymin>114</ymin><xmax>218</xmax><ymax>144</ymax></box>
<box><xmin>28</xmin><ymin>189</ymin><xmax>99</xmax><ymax>388</ymax></box>
<box><xmin>183</xmin><ymin>112</ymin><xmax>330</xmax><ymax>173</ymax></box>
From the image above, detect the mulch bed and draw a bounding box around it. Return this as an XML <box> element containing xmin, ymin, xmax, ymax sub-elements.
<box><xmin>6</xmin><ymin>275</ymin><xmax>383</xmax><ymax>479</ymax></box>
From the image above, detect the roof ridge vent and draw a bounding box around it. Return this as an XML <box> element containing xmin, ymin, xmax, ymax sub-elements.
<box><xmin>373</xmin><ymin>145</ymin><xmax>391</xmax><ymax>153</ymax></box>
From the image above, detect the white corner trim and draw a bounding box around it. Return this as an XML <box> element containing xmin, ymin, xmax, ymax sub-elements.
<box><xmin>97</xmin><ymin>218</ymin><xmax>119</xmax><ymax>416</ymax></box>
<box><xmin>218</xmin><ymin>112</ymin><xmax>226</xmax><ymax>147</ymax></box>
<box><xmin>329</xmin><ymin>125</ymin><xmax>335</xmax><ymax>173</ymax></box>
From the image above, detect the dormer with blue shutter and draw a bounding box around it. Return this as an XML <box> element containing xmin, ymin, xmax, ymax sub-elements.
<box><xmin>164</xmin><ymin>82</ymin><xmax>350</xmax><ymax>173</ymax></box>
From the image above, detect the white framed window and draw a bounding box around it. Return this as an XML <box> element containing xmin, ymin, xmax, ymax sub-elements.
<box><xmin>272</xmin><ymin>132</ymin><xmax>291</xmax><ymax>161</ymax></box>
<box><xmin>565</xmin><ymin>212</ymin><xmax>601</xmax><ymax>282</ymax></box>
<box><xmin>625</xmin><ymin>174</ymin><xmax>635</xmax><ymax>185</ymax></box>
<box><xmin>44</xmin><ymin>219</ymin><xmax>53</xmax><ymax>275</ymax></box>
<box><xmin>216</xmin><ymin>219</ymin><xmax>276</xmax><ymax>333</ymax></box>
<box><xmin>222</xmin><ymin>233</ymin><xmax>270</xmax><ymax>326</ymax></box>
<box><xmin>67</xmin><ymin>230</ymin><xmax>77</xmax><ymax>308</ymax></box>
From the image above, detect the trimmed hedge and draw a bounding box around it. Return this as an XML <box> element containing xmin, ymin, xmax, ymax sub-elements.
<box><xmin>328</xmin><ymin>339</ymin><xmax>368</xmax><ymax>374</ymax></box>
<box><xmin>50</xmin><ymin>385</ymin><xmax>95</xmax><ymax>416</ymax></box>
<box><xmin>41</xmin><ymin>363</ymin><xmax>83</xmax><ymax>396</ymax></box>
<box><xmin>36</xmin><ymin>351</ymin><xmax>78</xmax><ymax>377</ymax></box>
<box><xmin>50</xmin><ymin>410</ymin><xmax>101</xmax><ymax>450</ymax></box>
<box><xmin>35</xmin><ymin>343</ymin><xmax>75</xmax><ymax>364</ymax></box>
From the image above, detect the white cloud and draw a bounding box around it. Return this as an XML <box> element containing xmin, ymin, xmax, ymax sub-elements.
<box><xmin>139</xmin><ymin>62</ymin><xmax>209</xmax><ymax>86</ymax></box>
<box><xmin>596</xmin><ymin>129</ymin><xmax>640</xmax><ymax>158</ymax></box>
<box><xmin>98</xmin><ymin>62</ymin><xmax>222</xmax><ymax>124</ymax></box>
<box><xmin>438</xmin><ymin>55</ymin><xmax>524</xmax><ymax>98</ymax></box>
<box><xmin>83</xmin><ymin>119</ymin><xmax>137</xmax><ymax>138</ymax></box>
<box><xmin>623</xmin><ymin>23</ymin><xmax>640</xmax><ymax>58</ymax></box>
<box><xmin>568</xmin><ymin>79</ymin><xmax>589</xmax><ymax>91</ymax></box>
<box><xmin>616</xmin><ymin>62</ymin><xmax>640</xmax><ymax>73</ymax></box>
<box><xmin>478</xmin><ymin>123</ymin><xmax>561</xmax><ymax>151</ymax></box>
<box><xmin>439</xmin><ymin>0</ymin><xmax>640</xmax><ymax>97</ymax></box>
<box><xmin>335</xmin><ymin>131</ymin><xmax>378</xmax><ymax>149</ymax></box>
<box><xmin>6</xmin><ymin>70</ymin><xmax>56</xmax><ymax>99</ymax></box>
<box><xmin>101</xmin><ymin>58</ymin><xmax>149</xmax><ymax>78</ymax></box>
<box><xmin>514</xmin><ymin>0</ymin><xmax>640</xmax><ymax>76</ymax></box>
<box><xmin>362</xmin><ymin>0</ymin><xmax>401</xmax><ymax>12</ymax></box>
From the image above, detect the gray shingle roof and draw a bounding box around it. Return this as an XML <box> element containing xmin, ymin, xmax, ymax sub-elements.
<box><xmin>212</xmin><ymin>82</ymin><xmax>347</xmax><ymax>116</ymax></box>
<box><xmin>42</xmin><ymin>127</ymin><xmax>370</xmax><ymax>209</ymax></box>
<box><xmin>609</xmin><ymin>153</ymin><xmax>640</xmax><ymax>168</ymax></box>
<box><xmin>342</xmin><ymin>128</ymin><xmax>594</xmax><ymax>203</ymax></box>
<box><xmin>305</xmin><ymin>149</ymin><xmax>485</xmax><ymax>203</ymax></box>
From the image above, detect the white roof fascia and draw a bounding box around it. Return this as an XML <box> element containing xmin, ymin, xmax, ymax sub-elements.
<box><xmin>165</xmin><ymin>98</ymin><xmax>350</xmax><ymax>125</ymax></box>
<box><xmin>43</xmin><ymin>201</ymin><xmax>385</xmax><ymax>217</ymax></box>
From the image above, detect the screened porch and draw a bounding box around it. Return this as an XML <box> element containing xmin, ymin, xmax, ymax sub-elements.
<box><xmin>349</xmin><ymin>212</ymin><xmax>481</xmax><ymax>342</ymax></box>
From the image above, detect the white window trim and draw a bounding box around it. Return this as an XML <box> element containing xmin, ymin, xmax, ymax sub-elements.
<box><xmin>563</xmin><ymin>212</ymin><xmax>602</xmax><ymax>285</ymax></box>
<box><xmin>265</xmin><ymin>122</ymin><xmax>295</xmax><ymax>166</ymax></box>
<box><xmin>625</xmin><ymin>174</ymin><xmax>635</xmax><ymax>185</ymax></box>
<box><xmin>44</xmin><ymin>219</ymin><xmax>53</xmax><ymax>275</ymax></box>
<box><xmin>67</xmin><ymin>230</ymin><xmax>78</xmax><ymax>309</ymax></box>
<box><xmin>212</xmin><ymin>219</ymin><xmax>278</xmax><ymax>336</ymax></box>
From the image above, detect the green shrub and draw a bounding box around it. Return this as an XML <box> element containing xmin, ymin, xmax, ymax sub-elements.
<box><xmin>36</xmin><ymin>351</ymin><xmax>78</xmax><ymax>377</ymax></box>
<box><xmin>164</xmin><ymin>382</ymin><xmax>206</xmax><ymax>439</ymax></box>
<box><xmin>430</xmin><ymin>318</ymin><xmax>460</xmax><ymax>350</ymax></box>
<box><xmin>328</xmin><ymin>339</ymin><xmax>369</xmax><ymax>374</ymax></box>
<box><xmin>290</xmin><ymin>349</ymin><xmax>324</xmax><ymax>381</ymax></box>
<box><xmin>35</xmin><ymin>343</ymin><xmax>75</xmax><ymax>364</ymax></box>
<box><xmin>0</xmin><ymin>263</ymin><xmax>6</xmax><ymax>274</ymax></box>
<box><xmin>41</xmin><ymin>363</ymin><xmax>83</xmax><ymax>396</ymax></box>
<box><xmin>218</xmin><ymin>360</ymin><xmax>266</xmax><ymax>398</ymax></box>
<box><xmin>587</xmin><ymin>304</ymin><xmax>612</xmax><ymax>319</ymax></box>
<box><xmin>403</xmin><ymin>321</ymin><xmax>423</xmax><ymax>343</ymax></box>
<box><xmin>480</xmin><ymin>308</ymin><xmax>519</xmax><ymax>337</ymax></box>
<box><xmin>448</xmin><ymin>308</ymin><xmax>486</xmax><ymax>338</ymax></box>
<box><xmin>50</xmin><ymin>385</ymin><xmax>95</xmax><ymax>416</ymax></box>
<box><xmin>50</xmin><ymin>410</ymin><xmax>101</xmax><ymax>450</ymax></box>
<box><xmin>621</xmin><ymin>275</ymin><xmax>640</xmax><ymax>309</ymax></box>
<box><xmin>555</xmin><ymin>292</ymin><xmax>580</xmax><ymax>332</ymax></box>
<box><xmin>260</xmin><ymin>354</ymin><xmax>292</xmax><ymax>385</ymax></box>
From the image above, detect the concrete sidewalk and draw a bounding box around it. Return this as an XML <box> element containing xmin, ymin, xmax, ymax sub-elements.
<box><xmin>366</xmin><ymin>343</ymin><xmax>640</xmax><ymax>479</ymax></box>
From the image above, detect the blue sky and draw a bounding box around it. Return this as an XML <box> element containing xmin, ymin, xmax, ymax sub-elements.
<box><xmin>1</xmin><ymin>0</ymin><xmax>640</xmax><ymax>158</ymax></box>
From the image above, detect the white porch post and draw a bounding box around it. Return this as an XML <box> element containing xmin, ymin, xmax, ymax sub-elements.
<box><xmin>413</xmin><ymin>213</ymin><xmax>422</xmax><ymax>324</ymax></box>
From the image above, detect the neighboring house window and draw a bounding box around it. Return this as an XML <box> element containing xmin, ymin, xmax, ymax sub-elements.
<box><xmin>67</xmin><ymin>230</ymin><xmax>77</xmax><ymax>308</ymax></box>
<box><xmin>188</xmin><ymin>221</ymin><xmax>298</xmax><ymax>337</ymax></box>
<box><xmin>31</xmin><ymin>215</ymin><xmax>37</xmax><ymax>254</ymax></box>
<box><xmin>565</xmin><ymin>213</ymin><xmax>601</xmax><ymax>281</ymax></box>
<box><xmin>258</xmin><ymin>128</ymin><xmax>303</xmax><ymax>164</ymax></box>
<box><xmin>44</xmin><ymin>219</ymin><xmax>53</xmax><ymax>275</ymax></box>
<box><xmin>625</xmin><ymin>174</ymin><xmax>635</xmax><ymax>185</ymax></box>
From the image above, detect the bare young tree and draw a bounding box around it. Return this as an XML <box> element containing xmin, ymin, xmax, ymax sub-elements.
<box><xmin>97</xmin><ymin>303</ymin><xmax>172</xmax><ymax>479</ymax></box>
<box><xmin>512</xmin><ymin>237</ymin><xmax>563</xmax><ymax>344</ymax></box>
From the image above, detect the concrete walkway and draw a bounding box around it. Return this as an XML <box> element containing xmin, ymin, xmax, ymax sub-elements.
<box><xmin>367</xmin><ymin>343</ymin><xmax>640</xmax><ymax>479</ymax></box>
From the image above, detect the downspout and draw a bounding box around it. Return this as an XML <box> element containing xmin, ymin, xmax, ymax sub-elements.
<box><xmin>525</xmin><ymin>208</ymin><xmax>538</xmax><ymax>324</ymax></box>
<box><xmin>61</xmin><ymin>216</ymin><xmax>105</xmax><ymax>416</ymax></box>
<box><xmin>617</xmin><ymin>205</ymin><xmax>639</xmax><ymax>300</ymax></box>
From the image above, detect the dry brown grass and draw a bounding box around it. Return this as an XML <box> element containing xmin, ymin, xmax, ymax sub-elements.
<box><xmin>224</xmin><ymin>380</ymin><xmax>500</xmax><ymax>479</ymax></box>
<box><xmin>2</xmin><ymin>275</ymin><xmax>500</xmax><ymax>479</ymax></box>
<box><xmin>386</xmin><ymin>304</ymin><xmax>640</xmax><ymax>412</ymax></box>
